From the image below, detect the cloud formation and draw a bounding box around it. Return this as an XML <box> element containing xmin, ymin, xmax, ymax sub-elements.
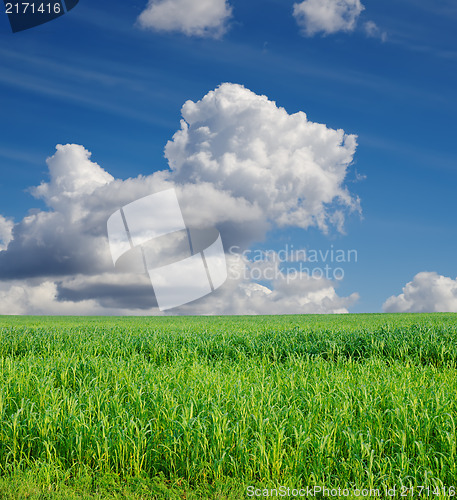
<box><xmin>0</xmin><ymin>215</ymin><xmax>13</xmax><ymax>251</ymax></box>
<box><xmin>0</xmin><ymin>84</ymin><xmax>360</xmax><ymax>314</ymax></box>
<box><xmin>0</xmin><ymin>277</ymin><xmax>157</xmax><ymax>315</ymax></box>
<box><xmin>136</xmin><ymin>0</ymin><xmax>384</xmax><ymax>41</ymax></box>
<box><xmin>293</xmin><ymin>0</ymin><xmax>364</xmax><ymax>36</ymax></box>
<box><xmin>176</xmin><ymin>253</ymin><xmax>359</xmax><ymax>315</ymax></box>
<box><xmin>383</xmin><ymin>272</ymin><xmax>457</xmax><ymax>313</ymax></box>
<box><xmin>137</xmin><ymin>0</ymin><xmax>232</xmax><ymax>38</ymax></box>
<box><xmin>0</xmin><ymin>144</ymin><xmax>116</xmax><ymax>279</ymax></box>
<box><xmin>166</xmin><ymin>83</ymin><xmax>360</xmax><ymax>236</ymax></box>
<box><xmin>363</xmin><ymin>21</ymin><xmax>386</xmax><ymax>41</ymax></box>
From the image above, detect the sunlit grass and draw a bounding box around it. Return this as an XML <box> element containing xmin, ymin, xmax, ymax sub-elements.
<box><xmin>0</xmin><ymin>313</ymin><xmax>456</xmax><ymax>498</ymax></box>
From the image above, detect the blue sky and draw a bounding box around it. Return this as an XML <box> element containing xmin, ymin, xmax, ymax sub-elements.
<box><xmin>0</xmin><ymin>0</ymin><xmax>456</xmax><ymax>314</ymax></box>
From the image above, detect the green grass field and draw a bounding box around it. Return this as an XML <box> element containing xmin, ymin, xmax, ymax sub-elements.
<box><xmin>0</xmin><ymin>313</ymin><xmax>456</xmax><ymax>499</ymax></box>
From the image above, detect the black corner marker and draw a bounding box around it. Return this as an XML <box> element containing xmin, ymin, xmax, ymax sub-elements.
<box><xmin>3</xmin><ymin>0</ymin><xmax>79</xmax><ymax>33</ymax></box>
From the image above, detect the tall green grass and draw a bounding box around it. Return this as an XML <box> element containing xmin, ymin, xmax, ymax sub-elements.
<box><xmin>0</xmin><ymin>313</ymin><xmax>456</xmax><ymax>498</ymax></box>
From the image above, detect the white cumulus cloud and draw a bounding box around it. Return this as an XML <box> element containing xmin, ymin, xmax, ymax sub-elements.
<box><xmin>293</xmin><ymin>0</ymin><xmax>364</xmax><ymax>36</ymax></box>
<box><xmin>166</xmin><ymin>83</ymin><xmax>360</xmax><ymax>236</ymax></box>
<box><xmin>0</xmin><ymin>278</ymin><xmax>159</xmax><ymax>315</ymax></box>
<box><xmin>137</xmin><ymin>0</ymin><xmax>232</xmax><ymax>38</ymax></box>
<box><xmin>176</xmin><ymin>253</ymin><xmax>359</xmax><ymax>315</ymax></box>
<box><xmin>383</xmin><ymin>272</ymin><xmax>457</xmax><ymax>313</ymax></box>
<box><xmin>33</xmin><ymin>144</ymin><xmax>114</xmax><ymax>213</ymax></box>
<box><xmin>0</xmin><ymin>83</ymin><xmax>361</xmax><ymax>315</ymax></box>
<box><xmin>0</xmin><ymin>215</ymin><xmax>13</xmax><ymax>251</ymax></box>
<box><xmin>0</xmin><ymin>144</ymin><xmax>117</xmax><ymax>279</ymax></box>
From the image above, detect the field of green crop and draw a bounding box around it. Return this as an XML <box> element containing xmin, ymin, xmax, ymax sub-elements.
<box><xmin>0</xmin><ymin>313</ymin><xmax>456</xmax><ymax>499</ymax></box>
